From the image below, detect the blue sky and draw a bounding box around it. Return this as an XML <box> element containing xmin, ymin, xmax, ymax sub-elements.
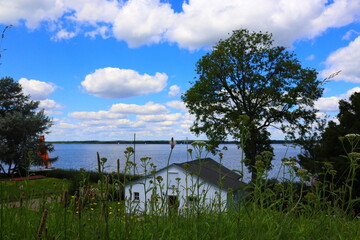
<box><xmin>0</xmin><ymin>0</ymin><xmax>359</xmax><ymax>141</ymax></box>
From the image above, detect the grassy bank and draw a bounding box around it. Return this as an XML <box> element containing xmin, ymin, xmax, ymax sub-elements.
<box><xmin>1</xmin><ymin>142</ymin><xmax>360</xmax><ymax>239</ymax></box>
<box><xmin>1</xmin><ymin>200</ymin><xmax>359</xmax><ymax>239</ymax></box>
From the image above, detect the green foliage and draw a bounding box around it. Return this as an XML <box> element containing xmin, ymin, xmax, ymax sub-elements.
<box><xmin>0</xmin><ymin>77</ymin><xmax>55</xmax><ymax>175</ymax></box>
<box><xmin>182</xmin><ymin>29</ymin><xmax>323</xmax><ymax>181</ymax></box>
<box><xmin>299</xmin><ymin>92</ymin><xmax>360</xmax><ymax>208</ymax></box>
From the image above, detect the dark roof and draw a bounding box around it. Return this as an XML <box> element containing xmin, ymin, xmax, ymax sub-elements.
<box><xmin>174</xmin><ymin>158</ymin><xmax>245</xmax><ymax>192</ymax></box>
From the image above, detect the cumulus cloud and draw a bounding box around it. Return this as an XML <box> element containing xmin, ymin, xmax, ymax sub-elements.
<box><xmin>166</xmin><ymin>100</ymin><xmax>187</xmax><ymax>112</ymax></box>
<box><xmin>69</xmin><ymin>111</ymin><xmax>126</xmax><ymax>120</ymax></box>
<box><xmin>321</xmin><ymin>36</ymin><xmax>360</xmax><ymax>83</ymax></box>
<box><xmin>0</xmin><ymin>0</ymin><xmax>66</xmax><ymax>29</ymax></box>
<box><xmin>113</xmin><ymin>0</ymin><xmax>175</xmax><ymax>47</ymax></box>
<box><xmin>81</xmin><ymin>67</ymin><xmax>168</xmax><ymax>98</ymax></box>
<box><xmin>110</xmin><ymin>102</ymin><xmax>168</xmax><ymax>115</ymax></box>
<box><xmin>166</xmin><ymin>0</ymin><xmax>360</xmax><ymax>49</ymax></box>
<box><xmin>38</xmin><ymin>99</ymin><xmax>63</xmax><ymax>110</ymax></box>
<box><xmin>314</xmin><ymin>96</ymin><xmax>340</xmax><ymax>112</ymax></box>
<box><xmin>52</xmin><ymin>29</ymin><xmax>77</xmax><ymax>41</ymax></box>
<box><xmin>168</xmin><ymin>85</ymin><xmax>180</xmax><ymax>97</ymax></box>
<box><xmin>2</xmin><ymin>0</ymin><xmax>360</xmax><ymax>49</ymax></box>
<box><xmin>137</xmin><ymin>113</ymin><xmax>182</xmax><ymax>122</ymax></box>
<box><xmin>18</xmin><ymin>78</ymin><xmax>56</xmax><ymax>100</ymax></box>
<box><xmin>315</xmin><ymin>87</ymin><xmax>360</xmax><ymax>112</ymax></box>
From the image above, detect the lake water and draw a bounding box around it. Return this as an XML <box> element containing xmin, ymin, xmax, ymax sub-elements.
<box><xmin>42</xmin><ymin>143</ymin><xmax>301</xmax><ymax>182</ymax></box>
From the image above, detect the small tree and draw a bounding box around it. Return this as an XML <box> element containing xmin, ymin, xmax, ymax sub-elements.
<box><xmin>0</xmin><ymin>77</ymin><xmax>56</xmax><ymax>175</ymax></box>
<box><xmin>182</xmin><ymin>29</ymin><xmax>323</xmax><ymax>181</ymax></box>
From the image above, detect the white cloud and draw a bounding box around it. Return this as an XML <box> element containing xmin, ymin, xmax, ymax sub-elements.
<box><xmin>69</xmin><ymin>111</ymin><xmax>126</xmax><ymax>120</ymax></box>
<box><xmin>321</xmin><ymin>36</ymin><xmax>360</xmax><ymax>83</ymax></box>
<box><xmin>166</xmin><ymin>0</ymin><xmax>360</xmax><ymax>49</ymax></box>
<box><xmin>166</xmin><ymin>100</ymin><xmax>187</xmax><ymax>112</ymax></box>
<box><xmin>340</xmin><ymin>87</ymin><xmax>360</xmax><ymax>98</ymax></box>
<box><xmin>81</xmin><ymin>67</ymin><xmax>168</xmax><ymax>98</ymax></box>
<box><xmin>18</xmin><ymin>78</ymin><xmax>56</xmax><ymax>100</ymax></box>
<box><xmin>110</xmin><ymin>102</ymin><xmax>168</xmax><ymax>115</ymax></box>
<box><xmin>137</xmin><ymin>113</ymin><xmax>182</xmax><ymax>122</ymax></box>
<box><xmin>2</xmin><ymin>0</ymin><xmax>360</xmax><ymax>49</ymax></box>
<box><xmin>52</xmin><ymin>29</ymin><xmax>77</xmax><ymax>41</ymax></box>
<box><xmin>69</xmin><ymin>0</ymin><xmax>119</xmax><ymax>24</ymax></box>
<box><xmin>38</xmin><ymin>99</ymin><xmax>63</xmax><ymax>110</ymax></box>
<box><xmin>315</xmin><ymin>87</ymin><xmax>360</xmax><ymax>112</ymax></box>
<box><xmin>112</xmin><ymin>0</ymin><xmax>175</xmax><ymax>47</ymax></box>
<box><xmin>314</xmin><ymin>96</ymin><xmax>340</xmax><ymax>112</ymax></box>
<box><xmin>0</xmin><ymin>0</ymin><xmax>67</xmax><ymax>29</ymax></box>
<box><xmin>168</xmin><ymin>85</ymin><xmax>180</xmax><ymax>97</ymax></box>
<box><xmin>342</xmin><ymin>29</ymin><xmax>360</xmax><ymax>40</ymax></box>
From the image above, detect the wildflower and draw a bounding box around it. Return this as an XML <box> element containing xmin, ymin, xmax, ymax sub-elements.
<box><xmin>117</xmin><ymin>202</ymin><xmax>121</xmax><ymax>205</ymax></box>
<box><xmin>187</xmin><ymin>148</ymin><xmax>193</xmax><ymax>155</ymax></box>
<box><xmin>297</xmin><ymin>168</ymin><xmax>308</xmax><ymax>176</ymax></box>
<box><xmin>140</xmin><ymin>156</ymin><xmax>152</xmax><ymax>162</ymax></box>
<box><xmin>101</xmin><ymin>157</ymin><xmax>107</xmax><ymax>163</ymax></box>
<box><xmin>156</xmin><ymin>176</ymin><xmax>163</xmax><ymax>182</ymax></box>
<box><xmin>255</xmin><ymin>154</ymin><xmax>263</xmax><ymax>162</ymax></box>
<box><xmin>183</xmin><ymin>163</ymin><xmax>190</xmax><ymax>170</ymax></box>
<box><xmin>323</xmin><ymin>162</ymin><xmax>334</xmax><ymax>170</ymax></box>
<box><xmin>109</xmin><ymin>212</ymin><xmax>113</xmax><ymax>215</ymax></box>
<box><xmin>255</xmin><ymin>160</ymin><xmax>265</xmax><ymax>172</ymax></box>
<box><xmin>191</xmin><ymin>141</ymin><xmax>206</xmax><ymax>148</ymax></box>
<box><xmin>170</xmin><ymin>137</ymin><xmax>176</xmax><ymax>149</ymax></box>
<box><xmin>260</xmin><ymin>151</ymin><xmax>273</xmax><ymax>160</ymax></box>
<box><xmin>90</xmin><ymin>208</ymin><xmax>94</xmax><ymax>211</ymax></box>
<box><xmin>348</xmin><ymin>152</ymin><xmax>360</xmax><ymax>161</ymax></box>
<box><xmin>345</xmin><ymin>133</ymin><xmax>360</xmax><ymax>139</ymax></box>
<box><xmin>329</xmin><ymin>170</ymin><xmax>337</xmax><ymax>176</ymax></box>
<box><xmin>124</xmin><ymin>147</ymin><xmax>134</xmax><ymax>154</ymax></box>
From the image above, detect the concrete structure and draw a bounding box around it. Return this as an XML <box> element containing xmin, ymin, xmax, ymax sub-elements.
<box><xmin>124</xmin><ymin>158</ymin><xmax>245</xmax><ymax>214</ymax></box>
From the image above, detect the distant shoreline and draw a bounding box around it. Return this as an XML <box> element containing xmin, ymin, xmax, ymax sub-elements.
<box><xmin>48</xmin><ymin>140</ymin><xmax>291</xmax><ymax>144</ymax></box>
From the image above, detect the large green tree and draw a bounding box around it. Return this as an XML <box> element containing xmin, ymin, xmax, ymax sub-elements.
<box><xmin>182</xmin><ymin>29</ymin><xmax>323</xmax><ymax>181</ymax></box>
<box><xmin>0</xmin><ymin>77</ymin><xmax>55</xmax><ymax>175</ymax></box>
<box><xmin>299</xmin><ymin>92</ymin><xmax>360</xmax><ymax>186</ymax></box>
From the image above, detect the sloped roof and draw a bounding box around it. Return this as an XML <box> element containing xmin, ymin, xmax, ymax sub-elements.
<box><xmin>174</xmin><ymin>158</ymin><xmax>245</xmax><ymax>192</ymax></box>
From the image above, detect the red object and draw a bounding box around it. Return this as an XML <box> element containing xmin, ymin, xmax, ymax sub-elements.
<box><xmin>38</xmin><ymin>136</ymin><xmax>50</xmax><ymax>168</ymax></box>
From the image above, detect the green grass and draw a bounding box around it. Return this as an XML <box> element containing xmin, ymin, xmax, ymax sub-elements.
<box><xmin>1</xmin><ymin>169</ymin><xmax>359</xmax><ymax>240</ymax></box>
<box><xmin>1</xmin><ymin>201</ymin><xmax>359</xmax><ymax>240</ymax></box>
<box><xmin>0</xmin><ymin>177</ymin><xmax>70</xmax><ymax>201</ymax></box>
<box><xmin>1</xmin><ymin>140</ymin><xmax>360</xmax><ymax>239</ymax></box>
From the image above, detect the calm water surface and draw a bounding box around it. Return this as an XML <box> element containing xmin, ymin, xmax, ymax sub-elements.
<box><xmin>44</xmin><ymin>143</ymin><xmax>301</xmax><ymax>182</ymax></box>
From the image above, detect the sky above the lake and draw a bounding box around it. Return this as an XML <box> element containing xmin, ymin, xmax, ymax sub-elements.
<box><xmin>1</xmin><ymin>0</ymin><xmax>360</xmax><ymax>141</ymax></box>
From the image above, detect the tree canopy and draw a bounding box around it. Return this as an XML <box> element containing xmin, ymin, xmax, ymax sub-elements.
<box><xmin>182</xmin><ymin>29</ymin><xmax>323</xmax><ymax>181</ymax></box>
<box><xmin>0</xmin><ymin>76</ymin><xmax>55</xmax><ymax>175</ymax></box>
<box><xmin>299</xmin><ymin>92</ymin><xmax>360</xmax><ymax>185</ymax></box>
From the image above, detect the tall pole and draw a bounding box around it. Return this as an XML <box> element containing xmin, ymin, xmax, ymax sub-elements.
<box><xmin>186</xmin><ymin>137</ymin><xmax>188</xmax><ymax>162</ymax></box>
<box><xmin>133</xmin><ymin>133</ymin><xmax>136</xmax><ymax>175</ymax></box>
